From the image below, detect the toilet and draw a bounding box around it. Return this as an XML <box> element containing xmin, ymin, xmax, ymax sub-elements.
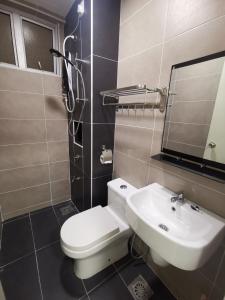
<box><xmin>60</xmin><ymin>178</ymin><xmax>137</xmax><ymax>279</ymax></box>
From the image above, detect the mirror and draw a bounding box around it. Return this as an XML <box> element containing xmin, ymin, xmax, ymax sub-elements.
<box><xmin>162</xmin><ymin>51</ymin><xmax>225</xmax><ymax>170</ymax></box>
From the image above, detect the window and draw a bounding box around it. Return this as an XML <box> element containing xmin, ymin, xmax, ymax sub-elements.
<box><xmin>22</xmin><ymin>20</ymin><xmax>54</xmax><ymax>72</ymax></box>
<box><xmin>0</xmin><ymin>6</ymin><xmax>60</xmax><ymax>74</ymax></box>
<box><xmin>0</xmin><ymin>12</ymin><xmax>16</xmax><ymax>65</ymax></box>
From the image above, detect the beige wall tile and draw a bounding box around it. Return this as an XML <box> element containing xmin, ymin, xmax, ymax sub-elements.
<box><xmin>0</xmin><ymin>164</ymin><xmax>49</xmax><ymax>194</ymax></box>
<box><xmin>161</xmin><ymin>16</ymin><xmax>225</xmax><ymax>86</ymax></box>
<box><xmin>0</xmin><ymin>67</ymin><xmax>42</xmax><ymax>93</ymax></box>
<box><xmin>119</xmin><ymin>0</ymin><xmax>167</xmax><ymax>59</ymax></box>
<box><xmin>42</xmin><ymin>74</ymin><xmax>63</xmax><ymax>96</ymax></box>
<box><xmin>147</xmin><ymin>256</ymin><xmax>213</xmax><ymax>300</ymax></box>
<box><xmin>46</xmin><ymin>119</ymin><xmax>68</xmax><ymax>142</ymax></box>
<box><xmin>3</xmin><ymin>201</ymin><xmax>51</xmax><ymax>220</ymax></box>
<box><xmin>0</xmin><ymin>143</ymin><xmax>48</xmax><ymax>170</ymax></box>
<box><xmin>50</xmin><ymin>161</ymin><xmax>70</xmax><ymax>182</ymax></box>
<box><xmin>165</xmin><ymin>0</ymin><xmax>225</xmax><ymax>40</ymax></box>
<box><xmin>51</xmin><ymin>179</ymin><xmax>71</xmax><ymax>203</ymax></box>
<box><xmin>118</xmin><ymin>45</ymin><xmax>162</xmax><ymax>87</ymax></box>
<box><xmin>148</xmin><ymin>164</ymin><xmax>225</xmax><ymax>218</ymax></box>
<box><xmin>0</xmin><ymin>119</ymin><xmax>46</xmax><ymax>145</ymax></box>
<box><xmin>113</xmin><ymin>151</ymin><xmax>149</xmax><ymax>188</ymax></box>
<box><xmin>0</xmin><ymin>91</ymin><xmax>45</xmax><ymax>119</ymax></box>
<box><xmin>200</xmin><ymin>246</ymin><xmax>225</xmax><ymax>283</ymax></box>
<box><xmin>150</xmin><ymin>129</ymin><xmax>163</xmax><ymax>156</ymax></box>
<box><xmin>45</xmin><ymin>95</ymin><xmax>67</xmax><ymax>119</ymax></box>
<box><xmin>120</xmin><ymin>0</ymin><xmax>150</xmax><ymax>24</ymax></box>
<box><xmin>116</xmin><ymin>109</ymin><xmax>155</xmax><ymax>129</ymax></box>
<box><xmin>0</xmin><ymin>183</ymin><xmax>51</xmax><ymax>216</ymax></box>
<box><xmin>48</xmin><ymin>141</ymin><xmax>69</xmax><ymax>163</ymax></box>
<box><xmin>150</xmin><ymin>158</ymin><xmax>225</xmax><ymax>195</ymax></box>
<box><xmin>115</xmin><ymin>125</ymin><xmax>153</xmax><ymax>161</ymax></box>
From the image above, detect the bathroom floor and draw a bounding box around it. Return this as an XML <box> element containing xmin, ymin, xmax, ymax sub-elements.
<box><xmin>0</xmin><ymin>201</ymin><xmax>176</xmax><ymax>300</ymax></box>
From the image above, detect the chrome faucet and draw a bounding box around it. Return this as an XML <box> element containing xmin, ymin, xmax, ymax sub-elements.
<box><xmin>171</xmin><ymin>192</ymin><xmax>185</xmax><ymax>204</ymax></box>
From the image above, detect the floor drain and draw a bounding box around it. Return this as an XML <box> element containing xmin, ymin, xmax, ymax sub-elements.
<box><xmin>59</xmin><ymin>205</ymin><xmax>74</xmax><ymax>216</ymax></box>
<box><xmin>128</xmin><ymin>275</ymin><xmax>154</xmax><ymax>300</ymax></box>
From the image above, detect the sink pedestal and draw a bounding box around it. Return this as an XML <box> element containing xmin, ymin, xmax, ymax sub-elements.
<box><xmin>150</xmin><ymin>248</ymin><xmax>169</xmax><ymax>267</ymax></box>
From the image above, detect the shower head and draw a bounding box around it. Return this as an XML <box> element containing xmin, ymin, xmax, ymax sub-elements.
<box><xmin>49</xmin><ymin>48</ymin><xmax>74</xmax><ymax>66</ymax></box>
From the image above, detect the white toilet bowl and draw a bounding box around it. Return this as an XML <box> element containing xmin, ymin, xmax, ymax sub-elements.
<box><xmin>60</xmin><ymin>178</ymin><xmax>137</xmax><ymax>279</ymax></box>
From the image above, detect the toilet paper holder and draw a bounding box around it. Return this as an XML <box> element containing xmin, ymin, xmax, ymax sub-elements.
<box><xmin>100</xmin><ymin>145</ymin><xmax>113</xmax><ymax>165</ymax></box>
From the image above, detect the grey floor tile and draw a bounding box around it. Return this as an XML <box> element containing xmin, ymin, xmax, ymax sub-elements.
<box><xmin>53</xmin><ymin>201</ymin><xmax>77</xmax><ymax>225</ymax></box>
<box><xmin>0</xmin><ymin>216</ymin><xmax>33</xmax><ymax>266</ymax></box>
<box><xmin>83</xmin><ymin>265</ymin><xmax>116</xmax><ymax>292</ymax></box>
<box><xmin>37</xmin><ymin>242</ymin><xmax>86</xmax><ymax>300</ymax></box>
<box><xmin>0</xmin><ymin>254</ymin><xmax>42</xmax><ymax>300</ymax></box>
<box><xmin>88</xmin><ymin>272</ymin><xmax>133</xmax><ymax>300</ymax></box>
<box><xmin>30</xmin><ymin>207</ymin><xmax>60</xmax><ymax>249</ymax></box>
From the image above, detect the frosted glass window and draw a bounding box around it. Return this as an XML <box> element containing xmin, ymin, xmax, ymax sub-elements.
<box><xmin>0</xmin><ymin>12</ymin><xmax>16</xmax><ymax>65</ymax></box>
<box><xmin>23</xmin><ymin>20</ymin><xmax>54</xmax><ymax>72</ymax></box>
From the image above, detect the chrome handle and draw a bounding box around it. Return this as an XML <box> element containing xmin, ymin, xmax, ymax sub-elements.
<box><xmin>208</xmin><ymin>142</ymin><xmax>216</xmax><ymax>148</ymax></box>
<box><xmin>72</xmin><ymin>176</ymin><xmax>81</xmax><ymax>182</ymax></box>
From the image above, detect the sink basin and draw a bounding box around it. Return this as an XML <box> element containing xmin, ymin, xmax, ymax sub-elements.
<box><xmin>126</xmin><ymin>183</ymin><xmax>225</xmax><ymax>270</ymax></box>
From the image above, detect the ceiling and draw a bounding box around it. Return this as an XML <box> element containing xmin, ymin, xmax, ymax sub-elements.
<box><xmin>17</xmin><ymin>0</ymin><xmax>75</xmax><ymax>19</ymax></box>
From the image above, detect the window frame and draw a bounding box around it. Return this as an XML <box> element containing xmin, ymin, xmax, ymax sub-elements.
<box><xmin>0</xmin><ymin>8</ymin><xmax>18</xmax><ymax>67</ymax></box>
<box><xmin>0</xmin><ymin>4</ymin><xmax>61</xmax><ymax>75</ymax></box>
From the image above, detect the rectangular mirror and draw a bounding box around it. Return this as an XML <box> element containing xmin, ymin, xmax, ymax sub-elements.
<box><xmin>160</xmin><ymin>51</ymin><xmax>225</xmax><ymax>181</ymax></box>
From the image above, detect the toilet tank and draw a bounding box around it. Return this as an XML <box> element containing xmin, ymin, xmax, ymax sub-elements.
<box><xmin>107</xmin><ymin>178</ymin><xmax>137</xmax><ymax>223</ymax></box>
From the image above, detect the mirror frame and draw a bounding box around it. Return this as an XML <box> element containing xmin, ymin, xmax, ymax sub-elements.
<box><xmin>159</xmin><ymin>50</ymin><xmax>225</xmax><ymax>182</ymax></box>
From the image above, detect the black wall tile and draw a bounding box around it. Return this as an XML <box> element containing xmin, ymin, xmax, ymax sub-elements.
<box><xmin>70</xmin><ymin>165</ymin><xmax>84</xmax><ymax>212</ymax></box>
<box><xmin>93</xmin><ymin>123</ymin><xmax>115</xmax><ymax>178</ymax></box>
<box><xmin>81</xmin><ymin>0</ymin><xmax>91</xmax><ymax>59</ymax></box>
<box><xmin>93</xmin><ymin>55</ymin><xmax>117</xmax><ymax>124</ymax></box>
<box><xmin>65</xmin><ymin>0</ymin><xmax>120</xmax><ymax>210</ymax></box>
<box><xmin>93</xmin><ymin>0</ymin><xmax>121</xmax><ymax>60</ymax></box>
<box><xmin>92</xmin><ymin>175</ymin><xmax>112</xmax><ymax>207</ymax></box>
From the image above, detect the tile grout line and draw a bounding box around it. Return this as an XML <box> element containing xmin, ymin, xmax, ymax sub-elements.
<box><xmin>149</xmin><ymin>0</ymin><xmax>169</xmax><ymax>165</ymax></box>
<box><xmin>37</xmin><ymin>74</ymin><xmax>60</xmax><ymax>226</ymax></box>
<box><xmin>0</xmin><ymin>139</ymin><xmax>68</xmax><ymax>147</ymax></box>
<box><xmin>0</xmin><ymin>251</ymin><xmax>34</xmax><ymax>269</ymax></box>
<box><xmin>120</xmin><ymin>0</ymin><xmax>153</xmax><ymax>27</ymax></box>
<box><xmin>28</xmin><ymin>213</ymin><xmax>44</xmax><ymax>300</ymax></box>
<box><xmin>0</xmin><ymin>178</ymin><xmax>70</xmax><ymax>196</ymax></box>
<box><xmin>83</xmin><ymin>269</ymin><xmax>118</xmax><ymax>296</ymax></box>
<box><xmin>112</xmin><ymin>263</ymin><xmax>130</xmax><ymax>292</ymax></box>
<box><xmin>81</xmin><ymin>279</ymin><xmax>91</xmax><ymax>300</ymax></box>
<box><xmin>0</xmin><ymin>159</ymin><xmax>69</xmax><ymax>174</ymax></box>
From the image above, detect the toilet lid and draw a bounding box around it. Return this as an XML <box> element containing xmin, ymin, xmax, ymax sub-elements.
<box><xmin>60</xmin><ymin>206</ymin><xmax>120</xmax><ymax>251</ymax></box>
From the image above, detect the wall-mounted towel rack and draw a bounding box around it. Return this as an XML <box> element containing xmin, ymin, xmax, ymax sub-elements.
<box><xmin>100</xmin><ymin>84</ymin><xmax>167</xmax><ymax>112</ymax></box>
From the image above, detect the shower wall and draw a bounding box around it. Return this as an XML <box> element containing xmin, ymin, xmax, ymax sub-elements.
<box><xmin>0</xmin><ymin>67</ymin><xmax>70</xmax><ymax>220</ymax></box>
<box><xmin>65</xmin><ymin>0</ymin><xmax>120</xmax><ymax>211</ymax></box>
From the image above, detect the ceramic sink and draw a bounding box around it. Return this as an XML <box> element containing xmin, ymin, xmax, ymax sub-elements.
<box><xmin>126</xmin><ymin>183</ymin><xmax>225</xmax><ymax>270</ymax></box>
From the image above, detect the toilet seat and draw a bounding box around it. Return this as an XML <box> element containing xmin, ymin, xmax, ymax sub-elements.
<box><xmin>61</xmin><ymin>206</ymin><xmax>120</xmax><ymax>252</ymax></box>
<box><xmin>60</xmin><ymin>206</ymin><xmax>131</xmax><ymax>259</ymax></box>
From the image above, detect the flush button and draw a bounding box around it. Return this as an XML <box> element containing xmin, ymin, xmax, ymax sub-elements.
<box><xmin>120</xmin><ymin>184</ymin><xmax>127</xmax><ymax>189</ymax></box>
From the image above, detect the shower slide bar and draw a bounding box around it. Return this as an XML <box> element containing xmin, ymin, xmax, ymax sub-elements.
<box><xmin>100</xmin><ymin>85</ymin><xmax>167</xmax><ymax>112</ymax></box>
